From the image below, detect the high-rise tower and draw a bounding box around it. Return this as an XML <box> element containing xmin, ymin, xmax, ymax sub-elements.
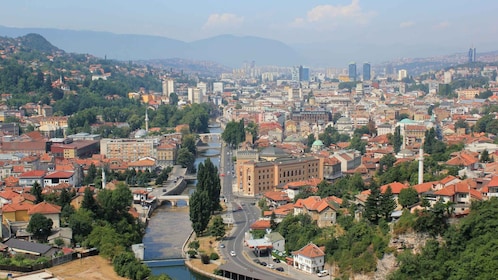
<box><xmin>348</xmin><ymin>62</ymin><xmax>357</xmax><ymax>81</ymax></box>
<box><xmin>362</xmin><ymin>62</ymin><xmax>371</xmax><ymax>81</ymax></box>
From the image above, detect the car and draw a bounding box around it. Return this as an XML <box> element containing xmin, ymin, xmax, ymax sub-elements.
<box><xmin>275</xmin><ymin>267</ymin><xmax>284</xmax><ymax>272</ymax></box>
<box><xmin>273</xmin><ymin>258</ymin><xmax>280</xmax><ymax>263</ymax></box>
<box><xmin>230</xmin><ymin>251</ymin><xmax>236</xmax><ymax>257</ymax></box>
<box><xmin>253</xmin><ymin>259</ymin><xmax>261</xmax><ymax>264</ymax></box>
<box><xmin>220</xmin><ymin>244</ymin><xmax>225</xmax><ymax>248</ymax></box>
<box><xmin>317</xmin><ymin>270</ymin><xmax>329</xmax><ymax>277</ymax></box>
<box><xmin>260</xmin><ymin>261</ymin><xmax>267</xmax><ymax>266</ymax></box>
<box><xmin>146</xmin><ymin>187</ymin><xmax>153</xmax><ymax>192</ymax></box>
<box><xmin>267</xmin><ymin>264</ymin><xmax>275</xmax><ymax>269</ymax></box>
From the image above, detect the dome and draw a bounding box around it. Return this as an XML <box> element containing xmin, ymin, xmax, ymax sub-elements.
<box><xmin>399</xmin><ymin>118</ymin><xmax>416</xmax><ymax>124</ymax></box>
<box><xmin>135</xmin><ymin>129</ymin><xmax>147</xmax><ymax>138</ymax></box>
<box><xmin>312</xmin><ymin>139</ymin><xmax>324</xmax><ymax>147</ymax></box>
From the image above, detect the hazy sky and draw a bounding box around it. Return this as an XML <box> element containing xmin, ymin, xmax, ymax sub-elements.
<box><xmin>2</xmin><ymin>0</ymin><xmax>498</xmax><ymax>58</ymax></box>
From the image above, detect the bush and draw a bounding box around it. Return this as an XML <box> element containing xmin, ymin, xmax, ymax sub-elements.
<box><xmin>209</xmin><ymin>252</ymin><xmax>219</xmax><ymax>260</ymax></box>
<box><xmin>200</xmin><ymin>254</ymin><xmax>210</xmax><ymax>264</ymax></box>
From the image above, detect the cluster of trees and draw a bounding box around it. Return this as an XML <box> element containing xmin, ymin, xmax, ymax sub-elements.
<box><xmin>364</xmin><ymin>183</ymin><xmax>397</xmax><ymax>224</ymax></box>
<box><xmin>189</xmin><ymin>158</ymin><xmax>222</xmax><ymax>235</ymax></box>
<box><xmin>221</xmin><ymin>119</ymin><xmax>245</xmax><ymax>147</ymax></box>
<box><xmin>390</xmin><ymin>198</ymin><xmax>498</xmax><ymax>280</ymax></box>
<box><xmin>25</xmin><ymin>181</ymin><xmax>154</xmax><ymax>279</ymax></box>
<box><xmin>176</xmin><ymin>134</ymin><xmax>197</xmax><ymax>172</ymax></box>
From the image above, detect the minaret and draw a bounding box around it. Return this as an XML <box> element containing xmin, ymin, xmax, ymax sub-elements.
<box><xmin>102</xmin><ymin>168</ymin><xmax>106</xmax><ymax>189</ymax></box>
<box><xmin>145</xmin><ymin>107</ymin><xmax>149</xmax><ymax>132</ymax></box>
<box><xmin>418</xmin><ymin>148</ymin><xmax>424</xmax><ymax>185</ymax></box>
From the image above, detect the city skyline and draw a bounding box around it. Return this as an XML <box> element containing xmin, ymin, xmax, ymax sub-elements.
<box><xmin>1</xmin><ymin>1</ymin><xmax>497</xmax><ymax>64</ymax></box>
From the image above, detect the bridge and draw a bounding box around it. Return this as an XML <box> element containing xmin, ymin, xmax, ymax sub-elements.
<box><xmin>198</xmin><ymin>133</ymin><xmax>221</xmax><ymax>143</ymax></box>
<box><xmin>157</xmin><ymin>194</ymin><xmax>190</xmax><ymax>206</ymax></box>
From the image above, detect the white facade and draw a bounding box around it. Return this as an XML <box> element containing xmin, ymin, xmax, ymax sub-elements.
<box><xmin>293</xmin><ymin>243</ymin><xmax>325</xmax><ymax>274</ymax></box>
<box><xmin>398</xmin><ymin>69</ymin><xmax>408</xmax><ymax>81</ymax></box>
<box><xmin>213</xmin><ymin>82</ymin><xmax>224</xmax><ymax>93</ymax></box>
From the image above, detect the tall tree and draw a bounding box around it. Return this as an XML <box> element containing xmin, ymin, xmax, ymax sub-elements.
<box><xmin>189</xmin><ymin>190</ymin><xmax>211</xmax><ymax>235</ymax></box>
<box><xmin>380</xmin><ymin>186</ymin><xmax>396</xmax><ymax>221</ymax></box>
<box><xmin>392</xmin><ymin>126</ymin><xmax>402</xmax><ymax>154</ymax></box>
<box><xmin>81</xmin><ymin>187</ymin><xmax>99</xmax><ymax>215</ymax></box>
<box><xmin>30</xmin><ymin>181</ymin><xmax>43</xmax><ymax>204</ymax></box>
<box><xmin>210</xmin><ymin>215</ymin><xmax>225</xmax><ymax>240</ymax></box>
<box><xmin>196</xmin><ymin>158</ymin><xmax>221</xmax><ymax>213</ymax></box>
<box><xmin>365</xmin><ymin>181</ymin><xmax>381</xmax><ymax>224</ymax></box>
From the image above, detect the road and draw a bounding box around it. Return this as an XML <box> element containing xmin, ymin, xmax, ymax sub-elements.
<box><xmin>218</xmin><ymin>142</ymin><xmax>295</xmax><ymax>280</ymax></box>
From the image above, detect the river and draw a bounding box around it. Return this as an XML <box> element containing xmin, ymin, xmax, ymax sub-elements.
<box><xmin>144</xmin><ymin>127</ymin><xmax>222</xmax><ymax>279</ymax></box>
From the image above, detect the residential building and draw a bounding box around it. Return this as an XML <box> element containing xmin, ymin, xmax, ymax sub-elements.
<box><xmin>18</xmin><ymin>170</ymin><xmax>46</xmax><ymax>187</ymax></box>
<box><xmin>43</xmin><ymin>171</ymin><xmax>76</xmax><ymax>187</ymax></box>
<box><xmin>28</xmin><ymin>201</ymin><xmax>62</xmax><ymax>228</ymax></box>
<box><xmin>293</xmin><ymin>243</ymin><xmax>326</xmax><ymax>274</ymax></box>
<box><xmin>294</xmin><ymin>196</ymin><xmax>338</xmax><ymax>227</ymax></box>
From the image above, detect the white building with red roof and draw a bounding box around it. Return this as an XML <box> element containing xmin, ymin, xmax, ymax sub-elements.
<box><xmin>43</xmin><ymin>171</ymin><xmax>75</xmax><ymax>187</ymax></box>
<box><xmin>292</xmin><ymin>242</ymin><xmax>326</xmax><ymax>274</ymax></box>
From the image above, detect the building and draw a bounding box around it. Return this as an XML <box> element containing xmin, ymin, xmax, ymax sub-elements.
<box><xmin>43</xmin><ymin>171</ymin><xmax>76</xmax><ymax>187</ymax></box>
<box><xmin>100</xmin><ymin>138</ymin><xmax>155</xmax><ymax>162</ymax></box>
<box><xmin>292</xmin><ymin>243</ymin><xmax>326</xmax><ymax>274</ymax></box>
<box><xmin>156</xmin><ymin>142</ymin><xmax>177</xmax><ymax>167</ymax></box>
<box><xmin>294</xmin><ymin>196</ymin><xmax>338</xmax><ymax>227</ymax></box>
<box><xmin>213</xmin><ymin>82</ymin><xmax>224</xmax><ymax>94</ymax></box>
<box><xmin>162</xmin><ymin>79</ymin><xmax>175</xmax><ymax>96</ymax></box>
<box><xmin>300</xmin><ymin>67</ymin><xmax>310</xmax><ymax>82</ymax></box>
<box><xmin>348</xmin><ymin>62</ymin><xmax>357</xmax><ymax>82</ymax></box>
<box><xmin>187</xmin><ymin>88</ymin><xmax>203</xmax><ymax>104</ymax></box>
<box><xmin>468</xmin><ymin>47</ymin><xmax>477</xmax><ymax>63</ymax></box>
<box><xmin>363</xmin><ymin>62</ymin><xmax>371</xmax><ymax>81</ymax></box>
<box><xmin>235</xmin><ymin>157</ymin><xmax>322</xmax><ymax>196</ymax></box>
<box><xmin>398</xmin><ymin>69</ymin><xmax>408</xmax><ymax>81</ymax></box>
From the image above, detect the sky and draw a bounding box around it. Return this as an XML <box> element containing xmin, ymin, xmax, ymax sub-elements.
<box><xmin>1</xmin><ymin>0</ymin><xmax>498</xmax><ymax>62</ymax></box>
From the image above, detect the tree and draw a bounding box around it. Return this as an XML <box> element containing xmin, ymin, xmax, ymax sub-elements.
<box><xmin>480</xmin><ymin>149</ymin><xmax>490</xmax><ymax>163</ymax></box>
<box><xmin>69</xmin><ymin>208</ymin><xmax>94</xmax><ymax>244</ymax></box>
<box><xmin>83</xmin><ymin>163</ymin><xmax>97</xmax><ymax>185</ymax></box>
<box><xmin>58</xmin><ymin>188</ymin><xmax>72</xmax><ymax>207</ymax></box>
<box><xmin>30</xmin><ymin>181</ymin><xmax>43</xmax><ymax>203</ymax></box>
<box><xmin>365</xmin><ymin>182</ymin><xmax>381</xmax><ymax>224</ymax></box>
<box><xmin>176</xmin><ymin>148</ymin><xmax>195</xmax><ymax>172</ymax></box>
<box><xmin>380</xmin><ymin>186</ymin><xmax>396</xmax><ymax>221</ymax></box>
<box><xmin>97</xmin><ymin>183</ymin><xmax>133</xmax><ymax>223</ymax></box>
<box><xmin>307</xmin><ymin>133</ymin><xmax>316</xmax><ymax>148</ymax></box>
<box><xmin>392</xmin><ymin>126</ymin><xmax>403</xmax><ymax>154</ymax></box>
<box><xmin>398</xmin><ymin>187</ymin><xmax>420</xmax><ymax>208</ymax></box>
<box><xmin>210</xmin><ymin>215</ymin><xmax>225</xmax><ymax>240</ymax></box>
<box><xmin>169</xmin><ymin>92</ymin><xmax>178</xmax><ymax>105</ymax></box>
<box><xmin>189</xmin><ymin>190</ymin><xmax>211</xmax><ymax>235</ymax></box>
<box><xmin>182</xmin><ymin>134</ymin><xmax>197</xmax><ymax>156</ymax></box>
<box><xmin>196</xmin><ymin>158</ymin><xmax>221</xmax><ymax>213</ymax></box>
<box><xmin>27</xmin><ymin>213</ymin><xmax>53</xmax><ymax>241</ymax></box>
<box><xmin>81</xmin><ymin>187</ymin><xmax>99</xmax><ymax>215</ymax></box>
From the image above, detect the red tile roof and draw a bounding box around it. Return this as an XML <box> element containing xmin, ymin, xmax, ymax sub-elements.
<box><xmin>44</xmin><ymin>171</ymin><xmax>74</xmax><ymax>179</ymax></box>
<box><xmin>380</xmin><ymin>182</ymin><xmax>408</xmax><ymax>194</ymax></box>
<box><xmin>19</xmin><ymin>170</ymin><xmax>46</xmax><ymax>178</ymax></box>
<box><xmin>292</xmin><ymin>243</ymin><xmax>325</xmax><ymax>258</ymax></box>
<box><xmin>250</xmin><ymin>219</ymin><xmax>271</xmax><ymax>230</ymax></box>
<box><xmin>28</xmin><ymin>201</ymin><xmax>62</xmax><ymax>215</ymax></box>
<box><xmin>263</xmin><ymin>191</ymin><xmax>290</xmax><ymax>202</ymax></box>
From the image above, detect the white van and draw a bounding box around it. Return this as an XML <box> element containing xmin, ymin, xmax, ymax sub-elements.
<box><xmin>146</xmin><ymin>187</ymin><xmax>153</xmax><ymax>192</ymax></box>
<box><xmin>317</xmin><ymin>270</ymin><xmax>329</xmax><ymax>277</ymax></box>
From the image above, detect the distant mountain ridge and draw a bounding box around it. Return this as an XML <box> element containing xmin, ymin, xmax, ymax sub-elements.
<box><xmin>0</xmin><ymin>25</ymin><xmax>301</xmax><ymax>67</ymax></box>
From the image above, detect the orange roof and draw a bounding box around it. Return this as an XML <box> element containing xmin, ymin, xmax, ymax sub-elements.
<box><xmin>0</xmin><ymin>189</ymin><xmax>20</xmax><ymax>200</ymax></box>
<box><xmin>44</xmin><ymin>171</ymin><xmax>73</xmax><ymax>179</ymax></box>
<box><xmin>250</xmin><ymin>220</ymin><xmax>271</xmax><ymax>230</ymax></box>
<box><xmin>380</xmin><ymin>182</ymin><xmax>407</xmax><ymax>194</ymax></box>
<box><xmin>19</xmin><ymin>170</ymin><xmax>46</xmax><ymax>178</ymax></box>
<box><xmin>28</xmin><ymin>201</ymin><xmax>62</xmax><ymax>215</ymax></box>
<box><xmin>292</xmin><ymin>243</ymin><xmax>325</xmax><ymax>258</ymax></box>
<box><xmin>446</xmin><ymin>151</ymin><xmax>478</xmax><ymax>166</ymax></box>
<box><xmin>2</xmin><ymin>202</ymin><xmax>32</xmax><ymax>213</ymax></box>
<box><xmin>440</xmin><ymin>175</ymin><xmax>458</xmax><ymax>185</ymax></box>
<box><xmin>488</xmin><ymin>175</ymin><xmax>498</xmax><ymax>188</ymax></box>
<box><xmin>294</xmin><ymin>196</ymin><xmax>332</xmax><ymax>213</ymax></box>
<box><xmin>412</xmin><ymin>182</ymin><xmax>435</xmax><ymax>194</ymax></box>
<box><xmin>263</xmin><ymin>191</ymin><xmax>290</xmax><ymax>202</ymax></box>
<box><xmin>263</xmin><ymin>203</ymin><xmax>295</xmax><ymax>217</ymax></box>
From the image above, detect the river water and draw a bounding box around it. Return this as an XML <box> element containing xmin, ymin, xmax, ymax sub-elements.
<box><xmin>144</xmin><ymin>127</ymin><xmax>222</xmax><ymax>279</ymax></box>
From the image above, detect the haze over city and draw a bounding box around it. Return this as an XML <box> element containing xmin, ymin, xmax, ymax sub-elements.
<box><xmin>1</xmin><ymin>0</ymin><xmax>498</xmax><ymax>66</ymax></box>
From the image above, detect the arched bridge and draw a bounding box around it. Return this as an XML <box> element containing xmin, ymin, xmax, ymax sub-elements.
<box><xmin>158</xmin><ymin>195</ymin><xmax>190</xmax><ymax>206</ymax></box>
<box><xmin>198</xmin><ymin>133</ymin><xmax>221</xmax><ymax>143</ymax></box>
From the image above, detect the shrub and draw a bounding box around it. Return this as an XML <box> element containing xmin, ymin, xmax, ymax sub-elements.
<box><xmin>209</xmin><ymin>252</ymin><xmax>219</xmax><ymax>260</ymax></box>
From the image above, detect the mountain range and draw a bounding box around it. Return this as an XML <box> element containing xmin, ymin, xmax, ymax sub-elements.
<box><xmin>0</xmin><ymin>25</ymin><xmax>301</xmax><ymax>68</ymax></box>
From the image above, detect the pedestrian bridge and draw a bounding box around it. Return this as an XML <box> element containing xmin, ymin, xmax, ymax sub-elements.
<box><xmin>198</xmin><ymin>133</ymin><xmax>221</xmax><ymax>142</ymax></box>
<box><xmin>158</xmin><ymin>195</ymin><xmax>190</xmax><ymax>206</ymax></box>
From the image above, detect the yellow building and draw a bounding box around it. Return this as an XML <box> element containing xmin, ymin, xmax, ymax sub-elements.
<box><xmin>100</xmin><ymin>138</ymin><xmax>155</xmax><ymax>162</ymax></box>
<box><xmin>235</xmin><ymin>157</ymin><xmax>322</xmax><ymax>196</ymax></box>
<box><xmin>2</xmin><ymin>203</ymin><xmax>31</xmax><ymax>225</ymax></box>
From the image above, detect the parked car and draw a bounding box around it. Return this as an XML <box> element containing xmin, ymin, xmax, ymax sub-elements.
<box><xmin>220</xmin><ymin>244</ymin><xmax>225</xmax><ymax>248</ymax></box>
<box><xmin>230</xmin><ymin>251</ymin><xmax>236</xmax><ymax>257</ymax></box>
<box><xmin>260</xmin><ymin>261</ymin><xmax>267</xmax><ymax>266</ymax></box>
<box><xmin>267</xmin><ymin>264</ymin><xmax>275</xmax><ymax>269</ymax></box>
<box><xmin>273</xmin><ymin>258</ymin><xmax>280</xmax><ymax>263</ymax></box>
<box><xmin>253</xmin><ymin>259</ymin><xmax>261</xmax><ymax>264</ymax></box>
<box><xmin>317</xmin><ymin>270</ymin><xmax>329</xmax><ymax>277</ymax></box>
<box><xmin>276</xmin><ymin>267</ymin><xmax>284</xmax><ymax>272</ymax></box>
